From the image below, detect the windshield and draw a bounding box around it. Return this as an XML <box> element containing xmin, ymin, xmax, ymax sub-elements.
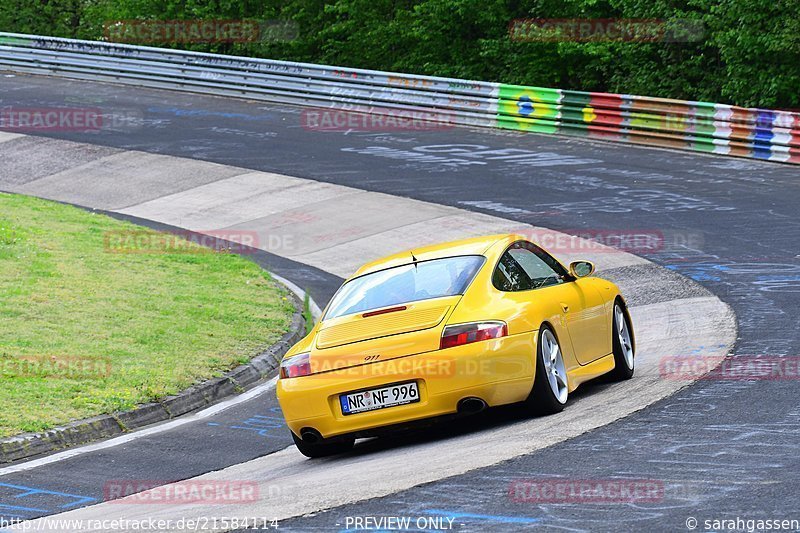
<box><xmin>324</xmin><ymin>255</ymin><xmax>485</xmax><ymax>320</ymax></box>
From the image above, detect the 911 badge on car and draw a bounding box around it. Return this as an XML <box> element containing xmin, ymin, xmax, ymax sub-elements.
<box><xmin>276</xmin><ymin>234</ymin><xmax>635</xmax><ymax>457</ymax></box>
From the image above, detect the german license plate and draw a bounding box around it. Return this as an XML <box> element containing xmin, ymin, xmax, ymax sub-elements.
<box><xmin>340</xmin><ymin>382</ymin><xmax>419</xmax><ymax>415</ymax></box>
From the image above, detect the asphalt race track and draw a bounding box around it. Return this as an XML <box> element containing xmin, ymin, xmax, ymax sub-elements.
<box><xmin>1</xmin><ymin>72</ymin><xmax>799</xmax><ymax>531</ymax></box>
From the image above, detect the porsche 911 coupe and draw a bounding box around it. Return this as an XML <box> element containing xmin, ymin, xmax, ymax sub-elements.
<box><xmin>276</xmin><ymin>234</ymin><xmax>635</xmax><ymax>457</ymax></box>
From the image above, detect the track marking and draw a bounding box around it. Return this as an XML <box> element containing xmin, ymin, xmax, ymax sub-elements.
<box><xmin>0</xmin><ymin>134</ymin><xmax>737</xmax><ymax>531</ymax></box>
<box><xmin>272</xmin><ymin>273</ymin><xmax>322</xmax><ymax>320</ymax></box>
<box><xmin>11</xmin><ymin>297</ymin><xmax>736</xmax><ymax>532</ymax></box>
<box><xmin>0</xmin><ymin>377</ymin><xmax>280</xmax><ymax>477</ymax></box>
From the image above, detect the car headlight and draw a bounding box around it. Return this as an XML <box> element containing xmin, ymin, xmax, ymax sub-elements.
<box><xmin>279</xmin><ymin>352</ymin><xmax>311</xmax><ymax>379</ymax></box>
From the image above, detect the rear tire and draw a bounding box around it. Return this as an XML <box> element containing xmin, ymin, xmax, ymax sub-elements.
<box><xmin>291</xmin><ymin>432</ymin><xmax>355</xmax><ymax>458</ymax></box>
<box><xmin>525</xmin><ymin>326</ymin><xmax>568</xmax><ymax>415</ymax></box>
<box><xmin>609</xmin><ymin>302</ymin><xmax>635</xmax><ymax>381</ymax></box>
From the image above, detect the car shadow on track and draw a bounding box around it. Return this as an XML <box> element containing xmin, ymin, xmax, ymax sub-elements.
<box><xmin>335</xmin><ymin>377</ymin><xmax>619</xmax><ymax>459</ymax></box>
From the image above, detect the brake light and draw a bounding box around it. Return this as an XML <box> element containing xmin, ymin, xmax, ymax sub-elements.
<box><xmin>440</xmin><ymin>321</ymin><xmax>508</xmax><ymax>349</ymax></box>
<box><xmin>362</xmin><ymin>305</ymin><xmax>407</xmax><ymax>318</ymax></box>
<box><xmin>279</xmin><ymin>352</ymin><xmax>311</xmax><ymax>378</ymax></box>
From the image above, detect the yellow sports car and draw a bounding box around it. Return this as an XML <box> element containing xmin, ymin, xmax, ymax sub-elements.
<box><xmin>276</xmin><ymin>234</ymin><xmax>635</xmax><ymax>457</ymax></box>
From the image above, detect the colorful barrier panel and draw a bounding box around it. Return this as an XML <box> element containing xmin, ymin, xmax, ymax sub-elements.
<box><xmin>0</xmin><ymin>32</ymin><xmax>797</xmax><ymax>164</ymax></box>
<box><xmin>496</xmin><ymin>86</ymin><xmax>800</xmax><ymax>163</ymax></box>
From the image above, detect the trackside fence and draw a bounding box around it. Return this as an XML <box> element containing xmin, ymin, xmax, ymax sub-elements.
<box><xmin>0</xmin><ymin>32</ymin><xmax>797</xmax><ymax>164</ymax></box>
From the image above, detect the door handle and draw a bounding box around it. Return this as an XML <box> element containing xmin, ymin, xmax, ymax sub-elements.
<box><xmin>560</xmin><ymin>303</ymin><xmax>570</xmax><ymax>313</ymax></box>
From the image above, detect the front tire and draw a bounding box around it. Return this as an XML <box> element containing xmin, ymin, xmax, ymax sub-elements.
<box><xmin>525</xmin><ymin>326</ymin><xmax>568</xmax><ymax>415</ymax></box>
<box><xmin>291</xmin><ymin>432</ymin><xmax>355</xmax><ymax>458</ymax></box>
<box><xmin>609</xmin><ymin>302</ymin><xmax>635</xmax><ymax>380</ymax></box>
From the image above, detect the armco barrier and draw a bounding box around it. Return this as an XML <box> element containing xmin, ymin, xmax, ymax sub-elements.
<box><xmin>0</xmin><ymin>32</ymin><xmax>798</xmax><ymax>164</ymax></box>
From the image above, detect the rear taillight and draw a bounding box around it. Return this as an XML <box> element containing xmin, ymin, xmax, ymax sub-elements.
<box><xmin>279</xmin><ymin>352</ymin><xmax>311</xmax><ymax>379</ymax></box>
<box><xmin>440</xmin><ymin>321</ymin><xmax>508</xmax><ymax>349</ymax></box>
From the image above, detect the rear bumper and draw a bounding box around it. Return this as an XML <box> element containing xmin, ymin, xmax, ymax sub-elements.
<box><xmin>276</xmin><ymin>331</ymin><xmax>536</xmax><ymax>439</ymax></box>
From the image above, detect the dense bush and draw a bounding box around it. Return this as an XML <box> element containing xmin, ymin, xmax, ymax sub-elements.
<box><xmin>1</xmin><ymin>0</ymin><xmax>797</xmax><ymax>108</ymax></box>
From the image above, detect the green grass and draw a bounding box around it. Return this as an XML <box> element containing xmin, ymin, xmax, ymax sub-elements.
<box><xmin>302</xmin><ymin>292</ymin><xmax>315</xmax><ymax>335</ymax></box>
<box><xmin>0</xmin><ymin>193</ymin><xmax>294</xmax><ymax>438</ymax></box>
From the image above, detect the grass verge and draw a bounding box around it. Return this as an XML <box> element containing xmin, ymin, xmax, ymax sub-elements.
<box><xmin>302</xmin><ymin>292</ymin><xmax>315</xmax><ymax>334</ymax></box>
<box><xmin>0</xmin><ymin>193</ymin><xmax>294</xmax><ymax>438</ymax></box>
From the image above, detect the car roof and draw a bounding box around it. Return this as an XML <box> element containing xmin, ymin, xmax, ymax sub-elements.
<box><xmin>350</xmin><ymin>233</ymin><xmax>521</xmax><ymax>279</ymax></box>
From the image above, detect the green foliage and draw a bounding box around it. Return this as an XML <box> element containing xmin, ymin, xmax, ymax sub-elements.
<box><xmin>705</xmin><ymin>0</ymin><xmax>800</xmax><ymax>107</ymax></box>
<box><xmin>303</xmin><ymin>292</ymin><xmax>314</xmax><ymax>334</ymax></box>
<box><xmin>0</xmin><ymin>0</ymin><xmax>797</xmax><ymax>108</ymax></box>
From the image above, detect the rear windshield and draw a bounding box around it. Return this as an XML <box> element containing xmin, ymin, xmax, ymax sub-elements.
<box><xmin>324</xmin><ymin>255</ymin><xmax>485</xmax><ymax>320</ymax></box>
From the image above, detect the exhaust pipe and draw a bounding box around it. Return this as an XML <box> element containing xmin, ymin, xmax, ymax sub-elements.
<box><xmin>457</xmin><ymin>397</ymin><xmax>487</xmax><ymax>414</ymax></box>
<box><xmin>300</xmin><ymin>428</ymin><xmax>322</xmax><ymax>444</ymax></box>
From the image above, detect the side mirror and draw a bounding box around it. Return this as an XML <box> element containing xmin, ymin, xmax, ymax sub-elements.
<box><xmin>569</xmin><ymin>260</ymin><xmax>595</xmax><ymax>278</ymax></box>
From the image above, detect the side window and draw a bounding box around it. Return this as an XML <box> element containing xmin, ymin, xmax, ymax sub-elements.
<box><xmin>492</xmin><ymin>242</ymin><xmax>567</xmax><ymax>292</ymax></box>
<box><xmin>493</xmin><ymin>250</ymin><xmax>532</xmax><ymax>291</ymax></box>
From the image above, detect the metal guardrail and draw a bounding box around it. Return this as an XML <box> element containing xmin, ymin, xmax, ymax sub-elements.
<box><xmin>1</xmin><ymin>32</ymin><xmax>798</xmax><ymax>164</ymax></box>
